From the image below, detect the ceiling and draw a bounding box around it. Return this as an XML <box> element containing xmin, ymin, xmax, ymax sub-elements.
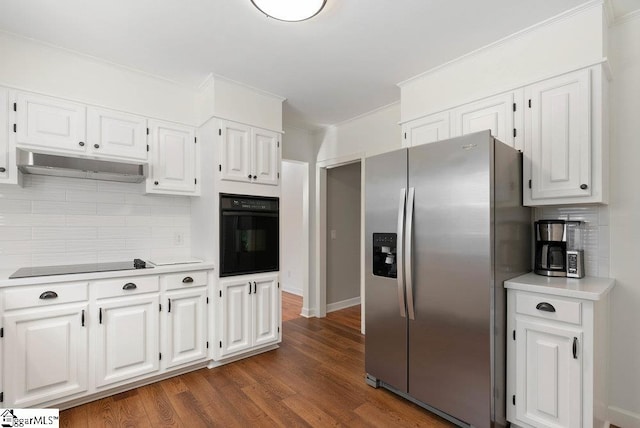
<box><xmin>0</xmin><ymin>1</ymin><xmax>636</xmax><ymax>130</ymax></box>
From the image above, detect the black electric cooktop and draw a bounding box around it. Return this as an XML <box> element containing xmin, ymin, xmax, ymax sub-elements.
<box><xmin>9</xmin><ymin>259</ymin><xmax>152</xmax><ymax>279</ymax></box>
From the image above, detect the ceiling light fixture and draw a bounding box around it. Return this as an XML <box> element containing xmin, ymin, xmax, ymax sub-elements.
<box><xmin>251</xmin><ymin>0</ymin><xmax>327</xmax><ymax>22</ymax></box>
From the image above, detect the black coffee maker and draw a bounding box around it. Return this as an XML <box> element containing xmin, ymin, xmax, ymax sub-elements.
<box><xmin>534</xmin><ymin>220</ymin><xmax>567</xmax><ymax>277</ymax></box>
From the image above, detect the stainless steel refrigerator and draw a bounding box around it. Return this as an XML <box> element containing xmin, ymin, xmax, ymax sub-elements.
<box><xmin>365</xmin><ymin>131</ymin><xmax>531</xmax><ymax>428</ymax></box>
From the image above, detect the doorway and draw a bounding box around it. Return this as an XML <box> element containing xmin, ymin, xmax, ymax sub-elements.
<box><xmin>326</xmin><ymin>162</ymin><xmax>361</xmax><ymax>313</ymax></box>
<box><xmin>280</xmin><ymin>160</ymin><xmax>309</xmax><ymax>320</ymax></box>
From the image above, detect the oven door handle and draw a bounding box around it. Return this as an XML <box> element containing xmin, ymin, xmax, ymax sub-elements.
<box><xmin>221</xmin><ymin>211</ymin><xmax>278</xmax><ymax>217</ymax></box>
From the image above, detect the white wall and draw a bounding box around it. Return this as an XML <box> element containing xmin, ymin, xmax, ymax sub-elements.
<box><xmin>316</xmin><ymin>102</ymin><xmax>401</xmax><ymax>162</ymax></box>
<box><xmin>0</xmin><ymin>175</ymin><xmax>191</xmax><ymax>270</ymax></box>
<box><xmin>281</xmin><ymin>161</ymin><xmax>306</xmax><ymax>296</ymax></box>
<box><xmin>0</xmin><ymin>31</ymin><xmax>198</xmax><ymax>125</ymax></box>
<box><xmin>608</xmin><ymin>12</ymin><xmax>640</xmax><ymax>427</ymax></box>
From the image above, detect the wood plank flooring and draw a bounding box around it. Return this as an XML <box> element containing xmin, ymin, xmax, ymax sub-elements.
<box><xmin>61</xmin><ymin>292</ymin><xmax>454</xmax><ymax>427</ymax></box>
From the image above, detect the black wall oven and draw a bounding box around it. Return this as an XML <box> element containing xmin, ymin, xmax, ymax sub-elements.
<box><xmin>220</xmin><ymin>194</ymin><xmax>279</xmax><ymax>277</ymax></box>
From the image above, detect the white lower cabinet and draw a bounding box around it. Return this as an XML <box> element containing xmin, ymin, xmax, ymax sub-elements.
<box><xmin>164</xmin><ymin>287</ymin><xmax>208</xmax><ymax>369</ymax></box>
<box><xmin>3</xmin><ymin>303</ymin><xmax>89</xmax><ymax>407</ymax></box>
<box><xmin>94</xmin><ymin>294</ymin><xmax>160</xmax><ymax>388</ymax></box>
<box><xmin>219</xmin><ymin>273</ymin><xmax>280</xmax><ymax>358</ymax></box>
<box><xmin>506</xmin><ymin>282</ymin><xmax>611</xmax><ymax>428</ymax></box>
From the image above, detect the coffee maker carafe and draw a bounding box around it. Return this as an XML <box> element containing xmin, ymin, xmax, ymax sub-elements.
<box><xmin>534</xmin><ymin>220</ymin><xmax>568</xmax><ymax>276</ymax></box>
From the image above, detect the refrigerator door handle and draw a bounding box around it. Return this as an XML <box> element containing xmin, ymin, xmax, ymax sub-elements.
<box><xmin>396</xmin><ymin>188</ymin><xmax>407</xmax><ymax>318</ymax></box>
<box><xmin>405</xmin><ymin>187</ymin><xmax>416</xmax><ymax>320</ymax></box>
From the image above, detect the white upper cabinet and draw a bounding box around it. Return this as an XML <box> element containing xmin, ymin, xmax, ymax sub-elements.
<box><xmin>402</xmin><ymin>111</ymin><xmax>450</xmax><ymax>148</ymax></box>
<box><xmin>252</xmin><ymin>128</ymin><xmax>279</xmax><ymax>185</ymax></box>
<box><xmin>87</xmin><ymin>107</ymin><xmax>148</xmax><ymax>161</ymax></box>
<box><xmin>525</xmin><ymin>68</ymin><xmax>592</xmax><ymax>204</ymax></box>
<box><xmin>0</xmin><ymin>86</ymin><xmax>10</xmax><ymax>181</ymax></box>
<box><xmin>15</xmin><ymin>91</ymin><xmax>86</xmax><ymax>153</ymax></box>
<box><xmin>220</xmin><ymin>121</ymin><xmax>252</xmax><ymax>183</ymax></box>
<box><xmin>451</xmin><ymin>90</ymin><xmax>524</xmax><ymax>151</ymax></box>
<box><xmin>219</xmin><ymin>119</ymin><xmax>280</xmax><ymax>186</ymax></box>
<box><xmin>147</xmin><ymin>119</ymin><xmax>199</xmax><ymax>195</ymax></box>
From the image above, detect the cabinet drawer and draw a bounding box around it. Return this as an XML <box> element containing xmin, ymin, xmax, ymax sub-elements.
<box><xmin>93</xmin><ymin>275</ymin><xmax>159</xmax><ymax>299</ymax></box>
<box><xmin>4</xmin><ymin>282</ymin><xmax>89</xmax><ymax>310</ymax></box>
<box><xmin>164</xmin><ymin>271</ymin><xmax>208</xmax><ymax>290</ymax></box>
<box><xmin>515</xmin><ymin>292</ymin><xmax>582</xmax><ymax>325</ymax></box>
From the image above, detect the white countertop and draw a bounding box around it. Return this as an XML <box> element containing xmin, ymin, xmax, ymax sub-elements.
<box><xmin>504</xmin><ymin>272</ymin><xmax>615</xmax><ymax>301</ymax></box>
<box><xmin>0</xmin><ymin>261</ymin><xmax>215</xmax><ymax>288</ymax></box>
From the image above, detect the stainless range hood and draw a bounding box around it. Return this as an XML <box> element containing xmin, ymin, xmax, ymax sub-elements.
<box><xmin>17</xmin><ymin>149</ymin><xmax>147</xmax><ymax>183</ymax></box>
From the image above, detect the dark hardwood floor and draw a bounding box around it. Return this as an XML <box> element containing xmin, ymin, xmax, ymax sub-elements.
<box><xmin>61</xmin><ymin>292</ymin><xmax>454</xmax><ymax>427</ymax></box>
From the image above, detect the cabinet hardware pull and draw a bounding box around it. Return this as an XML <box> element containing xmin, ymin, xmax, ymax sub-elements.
<box><xmin>535</xmin><ymin>302</ymin><xmax>556</xmax><ymax>312</ymax></box>
<box><xmin>79</xmin><ymin>142</ymin><xmax>85</xmax><ymax>147</ymax></box>
<box><xmin>580</xmin><ymin>183</ymin><xmax>588</xmax><ymax>190</ymax></box>
<box><xmin>122</xmin><ymin>283</ymin><xmax>137</xmax><ymax>290</ymax></box>
<box><xmin>154</xmin><ymin>181</ymin><xmax>159</xmax><ymax>185</ymax></box>
<box><xmin>248</xmin><ymin>282</ymin><xmax>252</xmax><ymax>295</ymax></box>
<box><xmin>247</xmin><ymin>174</ymin><xmax>252</xmax><ymax>179</ymax></box>
<box><xmin>573</xmin><ymin>337</ymin><xmax>578</xmax><ymax>359</ymax></box>
<box><xmin>94</xmin><ymin>144</ymin><xmax>100</xmax><ymax>149</ymax></box>
<box><xmin>182</xmin><ymin>276</ymin><xmax>194</xmax><ymax>283</ymax></box>
<box><xmin>168</xmin><ymin>299</ymin><xmax>171</xmax><ymax>313</ymax></box>
<box><xmin>81</xmin><ymin>310</ymin><xmax>85</xmax><ymax>327</ymax></box>
<box><xmin>253</xmin><ymin>281</ymin><xmax>257</xmax><ymax>294</ymax></box>
<box><xmin>99</xmin><ymin>308</ymin><xmax>102</xmax><ymax>324</ymax></box>
<box><xmin>0</xmin><ymin>167</ymin><xmax>5</xmax><ymax>173</ymax></box>
<box><xmin>253</xmin><ymin>175</ymin><xmax>257</xmax><ymax>179</ymax></box>
<box><xmin>39</xmin><ymin>291</ymin><xmax>58</xmax><ymax>300</ymax></box>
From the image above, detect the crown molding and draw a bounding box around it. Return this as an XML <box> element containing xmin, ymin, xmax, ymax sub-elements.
<box><xmin>196</xmin><ymin>72</ymin><xmax>286</xmax><ymax>102</ymax></box>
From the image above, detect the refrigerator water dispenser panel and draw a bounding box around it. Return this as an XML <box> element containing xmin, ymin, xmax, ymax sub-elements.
<box><xmin>372</xmin><ymin>233</ymin><xmax>397</xmax><ymax>278</ymax></box>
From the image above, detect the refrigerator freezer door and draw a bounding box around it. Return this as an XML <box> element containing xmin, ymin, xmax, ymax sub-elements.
<box><xmin>365</xmin><ymin>148</ymin><xmax>409</xmax><ymax>393</ymax></box>
<box><xmin>407</xmin><ymin>132</ymin><xmax>493</xmax><ymax>428</ymax></box>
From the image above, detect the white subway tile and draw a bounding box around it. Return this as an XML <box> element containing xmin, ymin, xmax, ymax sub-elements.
<box><xmin>97</xmin><ymin>203</ymin><xmax>150</xmax><ymax>216</ymax></box>
<box><xmin>0</xmin><ymin>254</ymin><xmax>32</xmax><ymax>270</ymax></box>
<box><xmin>150</xmin><ymin>204</ymin><xmax>190</xmax><ymax>216</ymax></box>
<box><xmin>98</xmin><ymin>227</ymin><xmax>151</xmax><ymax>239</ymax></box>
<box><xmin>598</xmin><ymin>226</ymin><xmax>610</xmax><ymax>259</ymax></box>
<box><xmin>97</xmin><ymin>181</ymin><xmax>144</xmax><ymax>194</ymax></box>
<box><xmin>0</xmin><ymin>226</ymin><xmax>32</xmax><ymax>240</ymax></box>
<box><xmin>150</xmin><ymin>247</ymin><xmax>191</xmax><ymax>260</ymax></box>
<box><xmin>0</xmin><ymin>214</ymin><xmax>66</xmax><ymax>227</ymax></box>
<box><xmin>598</xmin><ymin>258</ymin><xmax>610</xmax><ymax>278</ymax></box>
<box><xmin>27</xmin><ymin>175</ymin><xmax>97</xmax><ymax>192</ymax></box>
<box><xmin>0</xmin><ymin>200</ymin><xmax>31</xmax><ymax>213</ymax></box>
<box><xmin>66</xmin><ymin>215</ymin><xmax>126</xmax><ymax>227</ymax></box>
<box><xmin>98</xmin><ymin>249</ymin><xmax>150</xmax><ymax>263</ymax></box>
<box><xmin>66</xmin><ymin>190</ymin><xmax>125</xmax><ymax>204</ymax></box>
<box><xmin>33</xmin><ymin>227</ymin><xmax>98</xmax><ymax>240</ymax></box>
<box><xmin>32</xmin><ymin>252</ymin><xmax>97</xmax><ymax>266</ymax></box>
<box><xmin>598</xmin><ymin>206</ymin><xmax>610</xmax><ymax>226</ymax></box>
<box><xmin>66</xmin><ymin>239</ymin><xmax>125</xmax><ymax>252</ymax></box>
<box><xmin>125</xmin><ymin>238</ymin><xmax>153</xmax><ymax>250</ymax></box>
<box><xmin>0</xmin><ymin>240</ymin><xmax>65</xmax><ymax>255</ymax></box>
<box><xmin>32</xmin><ymin>201</ymin><xmax>97</xmax><ymax>215</ymax></box>
<box><xmin>150</xmin><ymin>216</ymin><xmax>190</xmax><ymax>227</ymax></box>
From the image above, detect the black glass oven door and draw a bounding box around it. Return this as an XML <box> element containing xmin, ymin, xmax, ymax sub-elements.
<box><xmin>220</xmin><ymin>211</ymin><xmax>279</xmax><ymax>276</ymax></box>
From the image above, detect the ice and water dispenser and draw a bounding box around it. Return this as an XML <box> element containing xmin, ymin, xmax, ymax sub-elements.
<box><xmin>372</xmin><ymin>233</ymin><xmax>397</xmax><ymax>278</ymax></box>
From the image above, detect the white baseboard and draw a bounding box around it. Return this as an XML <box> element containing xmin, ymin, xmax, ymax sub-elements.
<box><xmin>609</xmin><ymin>406</ymin><xmax>640</xmax><ymax>428</ymax></box>
<box><xmin>327</xmin><ymin>296</ymin><xmax>361</xmax><ymax>313</ymax></box>
<box><xmin>300</xmin><ymin>307</ymin><xmax>315</xmax><ymax>318</ymax></box>
<box><xmin>282</xmin><ymin>286</ymin><xmax>303</xmax><ymax>296</ymax></box>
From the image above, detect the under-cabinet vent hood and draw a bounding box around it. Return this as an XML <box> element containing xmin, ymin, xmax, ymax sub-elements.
<box><xmin>17</xmin><ymin>150</ymin><xmax>147</xmax><ymax>183</ymax></box>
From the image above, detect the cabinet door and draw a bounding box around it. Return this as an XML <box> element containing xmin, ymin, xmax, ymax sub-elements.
<box><xmin>452</xmin><ymin>91</ymin><xmax>522</xmax><ymax>150</ymax></box>
<box><xmin>165</xmin><ymin>288</ymin><xmax>208</xmax><ymax>369</ymax></box>
<box><xmin>4</xmin><ymin>304</ymin><xmax>88</xmax><ymax>407</ymax></box>
<box><xmin>0</xmin><ymin>87</ymin><xmax>8</xmax><ymax>180</ymax></box>
<box><xmin>87</xmin><ymin>107</ymin><xmax>147</xmax><ymax>161</ymax></box>
<box><xmin>15</xmin><ymin>92</ymin><xmax>86</xmax><ymax>153</ymax></box>
<box><xmin>527</xmin><ymin>69</ymin><xmax>591</xmax><ymax>201</ymax></box>
<box><xmin>95</xmin><ymin>294</ymin><xmax>160</xmax><ymax>387</ymax></box>
<box><xmin>402</xmin><ymin>111</ymin><xmax>450</xmax><ymax>148</ymax></box>
<box><xmin>148</xmin><ymin>120</ymin><xmax>197</xmax><ymax>194</ymax></box>
<box><xmin>516</xmin><ymin>319</ymin><xmax>583</xmax><ymax>428</ymax></box>
<box><xmin>219</xmin><ymin>278</ymin><xmax>252</xmax><ymax>357</ymax></box>
<box><xmin>252</xmin><ymin>275</ymin><xmax>280</xmax><ymax>347</ymax></box>
<box><xmin>220</xmin><ymin>121</ymin><xmax>252</xmax><ymax>183</ymax></box>
<box><xmin>252</xmin><ymin>128</ymin><xmax>279</xmax><ymax>185</ymax></box>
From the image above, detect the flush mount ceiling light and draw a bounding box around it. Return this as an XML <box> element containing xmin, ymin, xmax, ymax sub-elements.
<box><xmin>251</xmin><ymin>0</ymin><xmax>327</xmax><ymax>22</ymax></box>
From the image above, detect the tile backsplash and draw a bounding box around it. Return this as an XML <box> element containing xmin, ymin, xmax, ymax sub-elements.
<box><xmin>534</xmin><ymin>204</ymin><xmax>610</xmax><ymax>277</ymax></box>
<box><xmin>0</xmin><ymin>175</ymin><xmax>192</xmax><ymax>270</ymax></box>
